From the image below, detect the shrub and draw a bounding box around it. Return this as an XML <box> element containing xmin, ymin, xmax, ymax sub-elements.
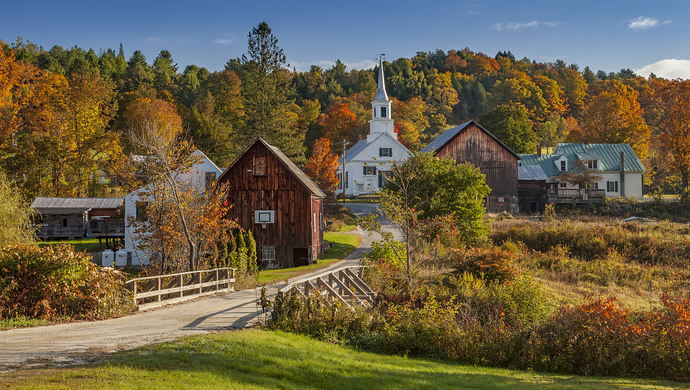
<box><xmin>450</xmin><ymin>247</ymin><xmax>520</xmax><ymax>284</ymax></box>
<box><xmin>0</xmin><ymin>244</ymin><xmax>134</xmax><ymax>321</ymax></box>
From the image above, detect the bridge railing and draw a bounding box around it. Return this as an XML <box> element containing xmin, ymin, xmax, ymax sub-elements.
<box><xmin>282</xmin><ymin>265</ymin><xmax>375</xmax><ymax>308</ymax></box>
<box><xmin>125</xmin><ymin>267</ymin><xmax>236</xmax><ymax>310</ymax></box>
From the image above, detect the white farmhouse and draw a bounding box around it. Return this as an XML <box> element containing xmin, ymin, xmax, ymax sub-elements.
<box><xmin>336</xmin><ymin>57</ymin><xmax>411</xmax><ymax>197</ymax></box>
<box><xmin>123</xmin><ymin>150</ymin><xmax>223</xmax><ymax>266</ymax></box>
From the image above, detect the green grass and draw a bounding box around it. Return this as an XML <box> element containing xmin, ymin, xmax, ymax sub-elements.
<box><xmin>1</xmin><ymin>330</ymin><xmax>685</xmax><ymax>389</ymax></box>
<box><xmin>37</xmin><ymin>238</ymin><xmax>106</xmax><ymax>253</ymax></box>
<box><xmin>257</xmin><ymin>232</ymin><xmax>362</xmax><ymax>285</ymax></box>
<box><xmin>0</xmin><ymin>316</ymin><xmax>50</xmax><ymax>331</ymax></box>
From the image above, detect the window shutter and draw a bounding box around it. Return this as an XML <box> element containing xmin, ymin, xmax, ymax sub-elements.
<box><xmin>378</xmin><ymin>171</ymin><xmax>382</xmax><ymax>187</ymax></box>
<box><xmin>363</xmin><ymin>166</ymin><xmax>367</xmax><ymax>175</ymax></box>
<box><xmin>606</xmin><ymin>181</ymin><xmax>610</xmax><ymax>192</ymax></box>
<box><xmin>373</xmin><ymin>167</ymin><xmax>377</xmax><ymax>175</ymax></box>
<box><xmin>615</xmin><ymin>181</ymin><xmax>618</xmax><ymax>192</ymax></box>
<box><xmin>379</xmin><ymin>148</ymin><xmax>383</xmax><ymax>157</ymax></box>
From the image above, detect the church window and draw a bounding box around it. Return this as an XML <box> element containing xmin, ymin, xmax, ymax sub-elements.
<box><xmin>381</xmin><ymin>107</ymin><xmax>387</xmax><ymax>118</ymax></box>
<box><xmin>373</xmin><ymin>107</ymin><xmax>377</xmax><ymax>118</ymax></box>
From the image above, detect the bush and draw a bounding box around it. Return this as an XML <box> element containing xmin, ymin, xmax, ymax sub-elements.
<box><xmin>0</xmin><ymin>244</ymin><xmax>134</xmax><ymax>321</ymax></box>
<box><xmin>450</xmin><ymin>247</ymin><xmax>520</xmax><ymax>284</ymax></box>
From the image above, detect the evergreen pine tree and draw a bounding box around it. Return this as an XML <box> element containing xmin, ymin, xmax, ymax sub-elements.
<box><xmin>235</xmin><ymin>230</ymin><xmax>248</xmax><ymax>274</ymax></box>
<box><xmin>245</xmin><ymin>229</ymin><xmax>258</xmax><ymax>275</ymax></box>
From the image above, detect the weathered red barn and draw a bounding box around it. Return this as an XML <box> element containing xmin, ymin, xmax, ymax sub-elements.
<box><xmin>217</xmin><ymin>137</ymin><xmax>326</xmax><ymax>269</ymax></box>
<box><xmin>421</xmin><ymin>120</ymin><xmax>520</xmax><ymax>213</ymax></box>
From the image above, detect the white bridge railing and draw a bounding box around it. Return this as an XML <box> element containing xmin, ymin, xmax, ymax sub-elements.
<box><xmin>125</xmin><ymin>267</ymin><xmax>236</xmax><ymax>310</ymax></box>
<box><xmin>281</xmin><ymin>265</ymin><xmax>375</xmax><ymax>308</ymax></box>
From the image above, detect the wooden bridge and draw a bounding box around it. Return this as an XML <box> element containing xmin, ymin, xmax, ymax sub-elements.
<box><xmin>281</xmin><ymin>265</ymin><xmax>375</xmax><ymax>308</ymax></box>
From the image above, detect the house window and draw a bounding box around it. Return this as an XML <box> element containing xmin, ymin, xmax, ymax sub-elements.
<box><xmin>379</xmin><ymin>148</ymin><xmax>392</xmax><ymax>157</ymax></box>
<box><xmin>607</xmin><ymin>181</ymin><xmax>618</xmax><ymax>192</ymax></box>
<box><xmin>363</xmin><ymin>166</ymin><xmax>377</xmax><ymax>175</ymax></box>
<box><xmin>560</xmin><ymin>160</ymin><xmax>566</xmax><ymax>171</ymax></box>
<box><xmin>135</xmin><ymin>201</ymin><xmax>148</xmax><ymax>222</ymax></box>
<box><xmin>381</xmin><ymin>107</ymin><xmax>387</xmax><ymax>118</ymax></box>
<box><xmin>587</xmin><ymin>160</ymin><xmax>598</xmax><ymax>170</ymax></box>
<box><xmin>261</xmin><ymin>246</ymin><xmax>276</xmax><ymax>261</ymax></box>
<box><xmin>559</xmin><ymin>182</ymin><xmax>567</xmax><ymax>188</ymax></box>
<box><xmin>253</xmin><ymin>155</ymin><xmax>267</xmax><ymax>176</ymax></box>
<box><xmin>205</xmin><ymin>172</ymin><xmax>216</xmax><ymax>190</ymax></box>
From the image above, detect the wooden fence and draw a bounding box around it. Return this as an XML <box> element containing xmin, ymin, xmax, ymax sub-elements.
<box><xmin>281</xmin><ymin>265</ymin><xmax>375</xmax><ymax>308</ymax></box>
<box><xmin>125</xmin><ymin>267</ymin><xmax>236</xmax><ymax>310</ymax></box>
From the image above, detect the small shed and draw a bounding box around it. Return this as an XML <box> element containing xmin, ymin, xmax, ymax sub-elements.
<box><xmin>31</xmin><ymin>197</ymin><xmax>124</xmax><ymax>240</ymax></box>
<box><xmin>517</xmin><ymin>165</ymin><xmax>550</xmax><ymax>214</ymax></box>
<box><xmin>218</xmin><ymin>137</ymin><xmax>326</xmax><ymax>269</ymax></box>
<box><xmin>422</xmin><ymin>120</ymin><xmax>520</xmax><ymax>213</ymax></box>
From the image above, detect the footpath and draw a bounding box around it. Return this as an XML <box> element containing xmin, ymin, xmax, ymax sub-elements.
<box><xmin>0</xmin><ymin>204</ymin><xmax>384</xmax><ymax>372</ymax></box>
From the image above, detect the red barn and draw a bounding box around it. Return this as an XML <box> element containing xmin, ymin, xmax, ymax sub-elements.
<box><xmin>421</xmin><ymin>120</ymin><xmax>520</xmax><ymax>214</ymax></box>
<box><xmin>217</xmin><ymin>137</ymin><xmax>326</xmax><ymax>269</ymax></box>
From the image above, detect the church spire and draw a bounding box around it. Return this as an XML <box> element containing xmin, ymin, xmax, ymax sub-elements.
<box><xmin>374</xmin><ymin>56</ymin><xmax>388</xmax><ymax>101</ymax></box>
<box><xmin>368</xmin><ymin>55</ymin><xmax>395</xmax><ymax>141</ymax></box>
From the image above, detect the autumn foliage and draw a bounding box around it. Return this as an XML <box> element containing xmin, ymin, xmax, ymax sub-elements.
<box><xmin>304</xmin><ymin>137</ymin><xmax>340</xmax><ymax>198</ymax></box>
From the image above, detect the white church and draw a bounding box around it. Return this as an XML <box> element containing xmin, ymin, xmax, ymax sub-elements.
<box><xmin>336</xmin><ymin>57</ymin><xmax>411</xmax><ymax>197</ymax></box>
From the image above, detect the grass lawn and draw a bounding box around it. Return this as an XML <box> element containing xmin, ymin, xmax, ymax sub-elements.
<box><xmin>1</xmin><ymin>330</ymin><xmax>684</xmax><ymax>389</ymax></box>
<box><xmin>257</xmin><ymin>232</ymin><xmax>362</xmax><ymax>285</ymax></box>
<box><xmin>0</xmin><ymin>316</ymin><xmax>50</xmax><ymax>331</ymax></box>
<box><xmin>37</xmin><ymin>238</ymin><xmax>106</xmax><ymax>253</ymax></box>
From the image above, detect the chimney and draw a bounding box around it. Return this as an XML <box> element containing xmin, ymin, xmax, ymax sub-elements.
<box><xmin>358</xmin><ymin>134</ymin><xmax>363</xmax><ymax>141</ymax></box>
<box><xmin>583</xmin><ymin>138</ymin><xmax>588</xmax><ymax>146</ymax></box>
<box><xmin>537</xmin><ymin>145</ymin><xmax>542</xmax><ymax>157</ymax></box>
<box><xmin>620</xmin><ymin>151</ymin><xmax>625</xmax><ymax>196</ymax></box>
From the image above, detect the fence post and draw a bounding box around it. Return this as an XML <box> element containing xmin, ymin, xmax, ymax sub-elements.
<box><xmin>178</xmin><ymin>274</ymin><xmax>184</xmax><ymax>297</ymax></box>
<box><xmin>156</xmin><ymin>277</ymin><xmax>161</xmax><ymax>302</ymax></box>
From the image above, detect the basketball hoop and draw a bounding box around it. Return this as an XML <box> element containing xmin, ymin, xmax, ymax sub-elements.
<box><xmin>261</xmin><ymin>222</ymin><xmax>267</xmax><ymax>229</ymax></box>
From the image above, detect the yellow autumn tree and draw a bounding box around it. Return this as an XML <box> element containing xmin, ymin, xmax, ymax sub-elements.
<box><xmin>581</xmin><ymin>80</ymin><xmax>651</xmax><ymax>160</ymax></box>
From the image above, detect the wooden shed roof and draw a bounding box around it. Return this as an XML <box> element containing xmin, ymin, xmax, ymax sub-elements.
<box><xmin>31</xmin><ymin>197</ymin><xmax>123</xmax><ymax>214</ymax></box>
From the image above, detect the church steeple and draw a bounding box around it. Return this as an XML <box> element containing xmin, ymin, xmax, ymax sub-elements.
<box><xmin>368</xmin><ymin>56</ymin><xmax>395</xmax><ymax>142</ymax></box>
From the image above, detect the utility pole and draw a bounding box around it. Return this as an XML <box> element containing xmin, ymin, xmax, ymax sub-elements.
<box><xmin>339</xmin><ymin>139</ymin><xmax>349</xmax><ymax>204</ymax></box>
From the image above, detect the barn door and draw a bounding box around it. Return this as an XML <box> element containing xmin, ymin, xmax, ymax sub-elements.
<box><xmin>293</xmin><ymin>247</ymin><xmax>309</xmax><ymax>267</ymax></box>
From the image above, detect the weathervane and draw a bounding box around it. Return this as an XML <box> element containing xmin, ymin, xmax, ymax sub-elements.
<box><xmin>376</xmin><ymin>51</ymin><xmax>386</xmax><ymax>61</ymax></box>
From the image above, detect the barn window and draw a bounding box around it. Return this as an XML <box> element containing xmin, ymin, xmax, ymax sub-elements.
<box><xmin>261</xmin><ymin>246</ymin><xmax>276</xmax><ymax>261</ymax></box>
<box><xmin>363</xmin><ymin>166</ymin><xmax>377</xmax><ymax>175</ymax></box>
<box><xmin>314</xmin><ymin>213</ymin><xmax>317</xmax><ymax>232</ymax></box>
<box><xmin>62</xmin><ymin>218</ymin><xmax>68</xmax><ymax>228</ymax></box>
<box><xmin>379</xmin><ymin>148</ymin><xmax>392</xmax><ymax>157</ymax></box>
<box><xmin>253</xmin><ymin>155</ymin><xmax>267</xmax><ymax>176</ymax></box>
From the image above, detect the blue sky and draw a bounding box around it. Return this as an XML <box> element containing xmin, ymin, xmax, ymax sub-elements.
<box><xmin>3</xmin><ymin>1</ymin><xmax>689</xmax><ymax>78</ymax></box>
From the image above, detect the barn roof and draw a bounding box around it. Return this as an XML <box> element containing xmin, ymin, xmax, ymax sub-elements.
<box><xmin>220</xmin><ymin>137</ymin><xmax>326</xmax><ymax>198</ymax></box>
<box><xmin>31</xmin><ymin>197</ymin><xmax>124</xmax><ymax>214</ymax></box>
<box><xmin>421</xmin><ymin>120</ymin><xmax>520</xmax><ymax>159</ymax></box>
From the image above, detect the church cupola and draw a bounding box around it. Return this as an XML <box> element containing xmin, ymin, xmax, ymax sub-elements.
<box><xmin>368</xmin><ymin>56</ymin><xmax>395</xmax><ymax>142</ymax></box>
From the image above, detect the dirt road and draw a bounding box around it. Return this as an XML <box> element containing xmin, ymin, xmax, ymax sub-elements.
<box><xmin>0</xmin><ymin>203</ymin><xmax>392</xmax><ymax>372</ymax></box>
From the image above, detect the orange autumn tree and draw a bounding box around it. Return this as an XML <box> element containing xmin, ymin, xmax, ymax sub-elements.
<box><xmin>318</xmin><ymin>103</ymin><xmax>360</xmax><ymax>148</ymax></box>
<box><xmin>305</xmin><ymin>137</ymin><xmax>340</xmax><ymax>199</ymax></box>
<box><xmin>658</xmin><ymin>80</ymin><xmax>690</xmax><ymax>190</ymax></box>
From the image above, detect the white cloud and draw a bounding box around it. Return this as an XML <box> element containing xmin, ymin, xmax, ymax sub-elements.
<box><xmin>628</xmin><ymin>16</ymin><xmax>672</xmax><ymax>30</ymax></box>
<box><xmin>213</xmin><ymin>39</ymin><xmax>233</xmax><ymax>45</ymax></box>
<box><xmin>635</xmin><ymin>59</ymin><xmax>690</xmax><ymax>79</ymax></box>
<box><xmin>493</xmin><ymin>21</ymin><xmax>560</xmax><ymax>31</ymax></box>
<box><xmin>146</xmin><ymin>37</ymin><xmax>163</xmax><ymax>43</ymax></box>
<box><xmin>467</xmin><ymin>4</ymin><xmax>481</xmax><ymax>15</ymax></box>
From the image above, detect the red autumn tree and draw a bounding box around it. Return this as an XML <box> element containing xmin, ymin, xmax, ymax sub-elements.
<box><xmin>305</xmin><ymin>138</ymin><xmax>340</xmax><ymax>199</ymax></box>
<box><xmin>318</xmin><ymin>103</ymin><xmax>360</xmax><ymax>148</ymax></box>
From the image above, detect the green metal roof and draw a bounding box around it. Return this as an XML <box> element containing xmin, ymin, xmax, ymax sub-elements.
<box><xmin>554</xmin><ymin>143</ymin><xmax>646</xmax><ymax>172</ymax></box>
<box><xmin>518</xmin><ymin>143</ymin><xmax>646</xmax><ymax>179</ymax></box>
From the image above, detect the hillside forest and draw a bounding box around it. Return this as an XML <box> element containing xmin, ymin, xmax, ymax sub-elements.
<box><xmin>2</xmin><ymin>22</ymin><xmax>690</xmax><ymax>200</ymax></box>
